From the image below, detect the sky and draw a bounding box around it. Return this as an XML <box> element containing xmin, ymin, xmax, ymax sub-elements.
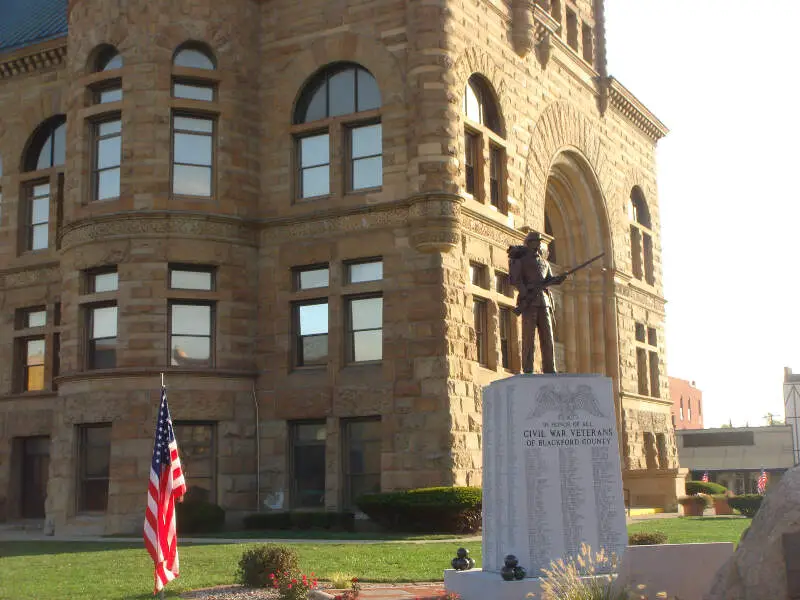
<box><xmin>604</xmin><ymin>1</ymin><xmax>800</xmax><ymax>427</ymax></box>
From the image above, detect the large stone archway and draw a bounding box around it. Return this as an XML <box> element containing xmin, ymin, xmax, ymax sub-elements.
<box><xmin>543</xmin><ymin>150</ymin><xmax>618</xmax><ymax>381</ymax></box>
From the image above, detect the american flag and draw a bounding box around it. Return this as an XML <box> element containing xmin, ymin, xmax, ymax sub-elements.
<box><xmin>757</xmin><ymin>469</ymin><xmax>768</xmax><ymax>495</ymax></box>
<box><xmin>144</xmin><ymin>386</ymin><xmax>187</xmax><ymax>594</ymax></box>
<box><xmin>701</xmin><ymin>471</ymin><xmax>709</xmax><ymax>483</ymax></box>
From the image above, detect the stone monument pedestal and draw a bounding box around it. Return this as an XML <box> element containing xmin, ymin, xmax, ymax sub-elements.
<box><xmin>445</xmin><ymin>374</ymin><xmax>628</xmax><ymax>600</ymax></box>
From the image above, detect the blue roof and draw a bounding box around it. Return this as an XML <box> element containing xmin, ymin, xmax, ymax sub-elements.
<box><xmin>0</xmin><ymin>0</ymin><xmax>67</xmax><ymax>54</ymax></box>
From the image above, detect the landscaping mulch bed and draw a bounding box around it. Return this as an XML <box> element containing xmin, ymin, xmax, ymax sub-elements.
<box><xmin>182</xmin><ymin>582</ymin><xmax>446</xmax><ymax>599</ymax></box>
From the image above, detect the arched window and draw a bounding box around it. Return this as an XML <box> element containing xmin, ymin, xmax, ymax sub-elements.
<box><xmin>293</xmin><ymin>63</ymin><xmax>382</xmax><ymax>199</ymax></box>
<box><xmin>21</xmin><ymin>116</ymin><xmax>66</xmax><ymax>251</ymax></box>
<box><xmin>171</xmin><ymin>43</ymin><xmax>218</xmax><ymax>197</ymax></box>
<box><xmin>629</xmin><ymin>187</ymin><xmax>654</xmax><ymax>285</ymax></box>
<box><xmin>173</xmin><ymin>44</ymin><xmax>216</xmax><ymax>70</ymax></box>
<box><xmin>95</xmin><ymin>46</ymin><xmax>123</xmax><ymax>71</ymax></box>
<box><xmin>24</xmin><ymin>117</ymin><xmax>65</xmax><ymax>172</ymax></box>
<box><xmin>463</xmin><ymin>74</ymin><xmax>507</xmax><ymax>214</ymax></box>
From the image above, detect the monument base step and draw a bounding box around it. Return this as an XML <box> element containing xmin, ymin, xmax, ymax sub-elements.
<box><xmin>444</xmin><ymin>569</ymin><xmax>615</xmax><ymax>600</ymax></box>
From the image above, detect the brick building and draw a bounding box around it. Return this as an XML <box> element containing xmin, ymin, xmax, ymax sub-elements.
<box><xmin>669</xmin><ymin>377</ymin><xmax>703</xmax><ymax>430</ymax></box>
<box><xmin>0</xmin><ymin>0</ymin><xmax>684</xmax><ymax>534</ymax></box>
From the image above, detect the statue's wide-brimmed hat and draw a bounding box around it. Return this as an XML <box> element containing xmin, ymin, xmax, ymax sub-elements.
<box><xmin>524</xmin><ymin>231</ymin><xmax>546</xmax><ymax>245</ymax></box>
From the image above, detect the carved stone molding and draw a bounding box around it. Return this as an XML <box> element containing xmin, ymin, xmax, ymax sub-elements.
<box><xmin>408</xmin><ymin>193</ymin><xmax>463</xmax><ymax>253</ymax></box>
<box><xmin>615</xmin><ymin>283</ymin><xmax>666</xmax><ymax>314</ymax></box>
<box><xmin>1</xmin><ymin>264</ymin><xmax>60</xmax><ymax>289</ymax></box>
<box><xmin>532</xmin><ymin>4</ymin><xmax>561</xmax><ymax>67</ymax></box>
<box><xmin>607</xmin><ymin>77</ymin><xmax>669</xmax><ymax>142</ymax></box>
<box><xmin>461</xmin><ymin>207</ymin><xmax>525</xmax><ymax>249</ymax></box>
<box><xmin>524</xmin><ymin>101</ymin><xmax>614</xmax><ymax>230</ymax></box>
<box><xmin>59</xmin><ymin>212</ymin><xmax>258</xmax><ymax>250</ymax></box>
<box><xmin>261</xmin><ymin>201</ymin><xmax>409</xmax><ymax>242</ymax></box>
<box><xmin>0</xmin><ymin>42</ymin><xmax>67</xmax><ymax>80</ymax></box>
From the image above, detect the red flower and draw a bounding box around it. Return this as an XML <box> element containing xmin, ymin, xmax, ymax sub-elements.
<box><xmin>291</xmin><ymin>579</ymin><xmax>297</xmax><ymax>584</ymax></box>
<box><xmin>287</xmin><ymin>583</ymin><xmax>293</xmax><ymax>589</ymax></box>
<box><xmin>352</xmin><ymin>577</ymin><xmax>359</xmax><ymax>583</ymax></box>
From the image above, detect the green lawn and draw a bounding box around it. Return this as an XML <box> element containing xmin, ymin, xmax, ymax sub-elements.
<box><xmin>627</xmin><ymin>516</ymin><xmax>750</xmax><ymax>546</ymax></box>
<box><xmin>0</xmin><ymin>518</ymin><xmax>750</xmax><ymax>600</ymax></box>
<box><xmin>187</xmin><ymin>530</ymin><xmax>478</xmax><ymax>541</ymax></box>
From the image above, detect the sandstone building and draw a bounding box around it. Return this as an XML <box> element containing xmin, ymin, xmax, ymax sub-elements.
<box><xmin>0</xmin><ymin>0</ymin><xmax>684</xmax><ymax>533</ymax></box>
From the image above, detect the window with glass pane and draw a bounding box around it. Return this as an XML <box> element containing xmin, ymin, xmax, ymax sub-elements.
<box><xmin>293</xmin><ymin>64</ymin><xmax>381</xmax><ymax>124</ymax></box>
<box><xmin>347</xmin><ymin>296</ymin><xmax>382</xmax><ymax>363</ymax></box>
<box><xmin>295</xmin><ymin>266</ymin><xmax>329</xmax><ymax>290</ymax></box>
<box><xmin>173</xmin><ymin>48</ymin><xmax>215</xmax><ymax>70</ymax></box>
<box><xmin>295</xmin><ymin>301</ymin><xmax>328</xmax><ymax>366</ymax></box>
<box><xmin>170</xmin><ymin>267</ymin><xmax>213</xmax><ymax>290</ymax></box>
<box><xmin>473</xmin><ymin>299</ymin><xmax>487</xmax><ymax>366</ymax></box>
<box><xmin>291</xmin><ymin>421</ymin><xmax>326</xmax><ymax>508</ymax></box>
<box><xmin>173</xmin><ymin>423</ymin><xmax>215</xmax><ymax>502</ymax></box>
<box><xmin>495</xmin><ymin>272</ymin><xmax>511</xmax><ymax>297</ymax></box>
<box><xmin>31</xmin><ymin>121</ymin><xmax>65</xmax><ymax>171</ymax></box>
<box><xmin>28</xmin><ymin>183</ymin><xmax>49</xmax><ymax>250</ymax></box>
<box><xmin>97</xmin><ymin>86</ymin><xmax>122</xmax><ymax>104</ymax></box>
<box><xmin>348</xmin><ymin>260</ymin><xmax>383</xmax><ymax>284</ymax></box>
<box><xmin>97</xmin><ymin>49</ymin><xmax>122</xmax><ymax>71</ymax></box>
<box><xmin>173</xmin><ymin>81</ymin><xmax>214</xmax><ymax>101</ymax></box>
<box><xmin>88</xmin><ymin>305</ymin><xmax>117</xmax><ymax>369</ymax></box>
<box><xmin>23</xmin><ymin>338</ymin><xmax>46</xmax><ymax>391</ymax></box>
<box><xmin>464</xmin><ymin>82</ymin><xmax>482</xmax><ymax>123</ymax></box>
<box><xmin>25</xmin><ymin>308</ymin><xmax>46</xmax><ymax>328</ymax></box>
<box><xmin>93</xmin><ymin>119</ymin><xmax>121</xmax><ymax>201</ymax></box>
<box><xmin>298</xmin><ymin>134</ymin><xmax>330</xmax><ymax>198</ymax></box>
<box><xmin>489</xmin><ymin>144</ymin><xmax>503</xmax><ymax>210</ymax></box>
<box><xmin>91</xmin><ymin>271</ymin><xmax>118</xmax><ymax>293</ymax></box>
<box><xmin>78</xmin><ymin>424</ymin><xmax>111</xmax><ymax>512</ymax></box>
<box><xmin>499</xmin><ymin>307</ymin><xmax>512</xmax><ymax>370</ymax></box>
<box><xmin>465</xmin><ymin>131</ymin><xmax>478</xmax><ymax>195</ymax></box>
<box><xmin>350</xmin><ymin>124</ymin><xmax>382</xmax><ymax>190</ymax></box>
<box><xmin>170</xmin><ymin>303</ymin><xmax>212</xmax><ymax>367</ymax></box>
<box><xmin>470</xmin><ymin>263</ymin><xmax>488</xmax><ymax>288</ymax></box>
<box><xmin>172</xmin><ymin>115</ymin><xmax>213</xmax><ymax>197</ymax></box>
<box><xmin>343</xmin><ymin>418</ymin><xmax>381</xmax><ymax>507</ymax></box>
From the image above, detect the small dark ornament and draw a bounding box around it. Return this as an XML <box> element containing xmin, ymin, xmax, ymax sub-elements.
<box><xmin>451</xmin><ymin>547</ymin><xmax>472</xmax><ymax>571</ymax></box>
<box><xmin>501</xmin><ymin>554</ymin><xmax>518</xmax><ymax>581</ymax></box>
<box><xmin>513</xmin><ymin>566</ymin><xmax>526</xmax><ymax>580</ymax></box>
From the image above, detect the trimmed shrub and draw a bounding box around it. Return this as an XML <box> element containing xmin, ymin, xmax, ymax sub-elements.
<box><xmin>176</xmin><ymin>501</ymin><xmax>225</xmax><ymax>534</ymax></box>
<box><xmin>356</xmin><ymin>486</ymin><xmax>482</xmax><ymax>533</ymax></box>
<box><xmin>242</xmin><ymin>511</ymin><xmax>355</xmax><ymax>531</ymax></box>
<box><xmin>628</xmin><ymin>531</ymin><xmax>668</xmax><ymax>545</ymax></box>
<box><xmin>686</xmin><ymin>480</ymin><xmax>728</xmax><ymax>496</ymax></box>
<box><xmin>728</xmin><ymin>494</ymin><xmax>764</xmax><ymax>518</ymax></box>
<box><xmin>236</xmin><ymin>544</ymin><xmax>300</xmax><ymax>588</ymax></box>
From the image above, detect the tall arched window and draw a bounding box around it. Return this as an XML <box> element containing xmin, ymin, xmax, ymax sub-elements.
<box><xmin>629</xmin><ymin>187</ymin><xmax>654</xmax><ymax>285</ymax></box>
<box><xmin>21</xmin><ymin>116</ymin><xmax>66</xmax><ymax>251</ymax></box>
<box><xmin>463</xmin><ymin>74</ymin><xmax>507</xmax><ymax>215</ymax></box>
<box><xmin>293</xmin><ymin>63</ymin><xmax>382</xmax><ymax>199</ymax></box>
<box><xmin>171</xmin><ymin>42</ymin><xmax>218</xmax><ymax>198</ymax></box>
<box><xmin>87</xmin><ymin>45</ymin><xmax>124</xmax><ymax>202</ymax></box>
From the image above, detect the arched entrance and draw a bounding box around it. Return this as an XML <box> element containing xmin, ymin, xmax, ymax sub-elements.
<box><xmin>542</xmin><ymin>150</ymin><xmax>617</xmax><ymax>378</ymax></box>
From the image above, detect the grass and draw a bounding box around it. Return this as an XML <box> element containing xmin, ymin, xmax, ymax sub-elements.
<box><xmin>627</xmin><ymin>516</ymin><xmax>750</xmax><ymax>546</ymax></box>
<box><xmin>0</xmin><ymin>540</ymin><xmax>474</xmax><ymax>599</ymax></box>
<box><xmin>0</xmin><ymin>517</ymin><xmax>750</xmax><ymax>599</ymax></box>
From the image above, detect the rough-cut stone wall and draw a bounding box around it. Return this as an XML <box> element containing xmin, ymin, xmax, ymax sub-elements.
<box><xmin>0</xmin><ymin>0</ymin><xmax>679</xmax><ymax>531</ymax></box>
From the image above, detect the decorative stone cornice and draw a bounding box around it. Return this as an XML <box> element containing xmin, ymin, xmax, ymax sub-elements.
<box><xmin>461</xmin><ymin>206</ymin><xmax>525</xmax><ymax>249</ymax></box>
<box><xmin>0</xmin><ymin>40</ymin><xmax>67</xmax><ymax>79</ymax></box>
<box><xmin>59</xmin><ymin>211</ymin><xmax>258</xmax><ymax>250</ymax></box>
<box><xmin>607</xmin><ymin>77</ymin><xmax>669</xmax><ymax>142</ymax></box>
<box><xmin>614</xmin><ymin>281</ymin><xmax>666</xmax><ymax>314</ymax></box>
<box><xmin>408</xmin><ymin>193</ymin><xmax>463</xmax><ymax>253</ymax></box>
<box><xmin>0</xmin><ymin>262</ymin><xmax>61</xmax><ymax>289</ymax></box>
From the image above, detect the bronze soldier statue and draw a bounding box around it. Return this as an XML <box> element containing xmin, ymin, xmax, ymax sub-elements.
<box><xmin>508</xmin><ymin>231</ymin><xmax>603</xmax><ymax>374</ymax></box>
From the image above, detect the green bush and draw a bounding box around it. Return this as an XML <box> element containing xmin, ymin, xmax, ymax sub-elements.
<box><xmin>628</xmin><ymin>531</ymin><xmax>668</xmax><ymax>545</ymax></box>
<box><xmin>242</xmin><ymin>511</ymin><xmax>355</xmax><ymax>531</ymax></box>
<box><xmin>728</xmin><ymin>494</ymin><xmax>764</xmax><ymax>518</ymax></box>
<box><xmin>236</xmin><ymin>544</ymin><xmax>300</xmax><ymax>588</ymax></box>
<box><xmin>686</xmin><ymin>480</ymin><xmax>728</xmax><ymax>496</ymax></box>
<box><xmin>176</xmin><ymin>501</ymin><xmax>225</xmax><ymax>534</ymax></box>
<box><xmin>356</xmin><ymin>486</ymin><xmax>482</xmax><ymax>533</ymax></box>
